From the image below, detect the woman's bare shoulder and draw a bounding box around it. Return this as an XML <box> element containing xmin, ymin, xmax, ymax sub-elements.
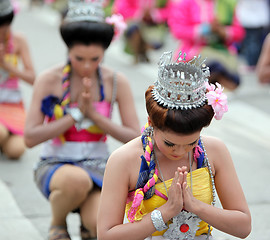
<box><xmin>36</xmin><ymin>65</ymin><xmax>63</xmax><ymax>85</ymax></box>
<box><xmin>12</xmin><ymin>32</ymin><xmax>28</xmax><ymax>52</ymax></box>
<box><xmin>201</xmin><ymin>135</ymin><xmax>232</xmax><ymax>172</ymax></box>
<box><xmin>107</xmin><ymin>137</ymin><xmax>143</xmax><ymax>166</ymax></box>
<box><xmin>105</xmin><ymin>137</ymin><xmax>143</xmax><ymax>190</ymax></box>
<box><xmin>101</xmin><ymin>65</ymin><xmax>127</xmax><ymax>84</ymax></box>
<box><xmin>12</xmin><ymin>32</ymin><xmax>26</xmax><ymax>43</ymax></box>
<box><xmin>201</xmin><ymin>135</ymin><xmax>227</xmax><ymax>151</ymax></box>
<box><xmin>33</xmin><ymin>65</ymin><xmax>64</xmax><ymax>97</ymax></box>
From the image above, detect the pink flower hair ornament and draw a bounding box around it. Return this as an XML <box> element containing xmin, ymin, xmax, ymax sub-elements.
<box><xmin>105</xmin><ymin>14</ymin><xmax>127</xmax><ymax>40</ymax></box>
<box><xmin>11</xmin><ymin>0</ymin><xmax>20</xmax><ymax>14</ymax></box>
<box><xmin>205</xmin><ymin>82</ymin><xmax>228</xmax><ymax>120</ymax></box>
<box><xmin>44</xmin><ymin>0</ymin><xmax>56</xmax><ymax>3</ymax></box>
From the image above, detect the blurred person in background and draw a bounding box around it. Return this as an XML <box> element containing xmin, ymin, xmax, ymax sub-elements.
<box><xmin>113</xmin><ymin>0</ymin><xmax>172</xmax><ymax>64</ymax></box>
<box><xmin>236</xmin><ymin>0</ymin><xmax>270</xmax><ymax>72</ymax></box>
<box><xmin>24</xmin><ymin>0</ymin><xmax>140</xmax><ymax>239</ymax></box>
<box><xmin>0</xmin><ymin>0</ymin><xmax>35</xmax><ymax>160</ymax></box>
<box><xmin>43</xmin><ymin>0</ymin><xmax>68</xmax><ymax>13</ymax></box>
<box><xmin>256</xmin><ymin>32</ymin><xmax>270</xmax><ymax>84</ymax></box>
<box><xmin>167</xmin><ymin>0</ymin><xmax>245</xmax><ymax>91</ymax></box>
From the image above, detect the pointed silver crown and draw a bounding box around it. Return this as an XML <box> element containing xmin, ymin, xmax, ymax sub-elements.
<box><xmin>152</xmin><ymin>51</ymin><xmax>210</xmax><ymax>110</ymax></box>
<box><xmin>64</xmin><ymin>0</ymin><xmax>105</xmax><ymax>23</ymax></box>
<box><xmin>0</xmin><ymin>0</ymin><xmax>13</xmax><ymax>17</ymax></box>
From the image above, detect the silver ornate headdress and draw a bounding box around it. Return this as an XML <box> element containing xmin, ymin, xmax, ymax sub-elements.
<box><xmin>152</xmin><ymin>51</ymin><xmax>210</xmax><ymax>110</ymax></box>
<box><xmin>0</xmin><ymin>0</ymin><xmax>13</xmax><ymax>17</ymax></box>
<box><xmin>64</xmin><ymin>0</ymin><xmax>105</xmax><ymax>23</ymax></box>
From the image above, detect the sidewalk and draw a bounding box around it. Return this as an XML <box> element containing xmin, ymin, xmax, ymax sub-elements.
<box><xmin>0</xmin><ymin>180</ymin><xmax>43</xmax><ymax>240</ymax></box>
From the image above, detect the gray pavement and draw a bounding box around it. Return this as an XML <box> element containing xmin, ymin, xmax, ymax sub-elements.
<box><xmin>0</xmin><ymin>3</ymin><xmax>270</xmax><ymax>240</ymax></box>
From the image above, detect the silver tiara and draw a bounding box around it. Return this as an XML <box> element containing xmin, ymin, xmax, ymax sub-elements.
<box><xmin>152</xmin><ymin>51</ymin><xmax>210</xmax><ymax>110</ymax></box>
<box><xmin>0</xmin><ymin>0</ymin><xmax>13</xmax><ymax>17</ymax></box>
<box><xmin>64</xmin><ymin>0</ymin><xmax>105</xmax><ymax>23</ymax></box>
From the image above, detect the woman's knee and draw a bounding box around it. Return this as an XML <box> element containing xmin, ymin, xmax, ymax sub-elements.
<box><xmin>2</xmin><ymin>135</ymin><xmax>26</xmax><ymax>159</ymax></box>
<box><xmin>68</xmin><ymin>175</ymin><xmax>92</xmax><ymax>198</ymax></box>
<box><xmin>51</xmin><ymin>166</ymin><xmax>93</xmax><ymax>200</ymax></box>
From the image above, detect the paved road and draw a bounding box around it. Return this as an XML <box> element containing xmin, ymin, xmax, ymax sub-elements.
<box><xmin>0</xmin><ymin>3</ymin><xmax>270</xmax><ymax>240</ymax></box>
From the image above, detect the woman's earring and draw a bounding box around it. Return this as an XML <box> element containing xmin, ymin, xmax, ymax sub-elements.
<box><xmin>147</xmin><ymin>125</ymin><xmax>153</xmax><ymax>137</ymax></box>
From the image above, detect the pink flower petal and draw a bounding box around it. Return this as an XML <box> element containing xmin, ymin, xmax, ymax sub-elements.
<box><xmin>205</xmin><ymin>82</ymin><xmax>215</xmax><ymax>91</ymax></box>
<box><xmin>206</xmin><ymin>82</ymin><xmax>228</xmax><ymax>120</ymax></box>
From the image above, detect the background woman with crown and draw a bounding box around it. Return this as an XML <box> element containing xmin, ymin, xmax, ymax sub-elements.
<box><xmin>24</xmin><ymin>0</ymin><xmax>140</xmax><ymax>239</ymax></box>
<box><xmin>0</xmin><ymin>0</ymin><xmax>35</xmax><ymax>160</ymax></box>
<box><xmin>97</xmin><ymin>52</ymin><xmax>251</xmax><ymax>240</ymax></box>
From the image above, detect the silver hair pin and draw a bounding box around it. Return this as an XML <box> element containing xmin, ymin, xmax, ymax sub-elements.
<box><xmin>64</xmin><ymin>0</ymin><xmax>105</xmax><ymax>23</ymax></box>
<box><xmin>0</xmin><ymin>0</ymin><xmax>13</xmax><ymax>17</ymax></box>
<box><xmin>152</xmin><ymin>51</ymin><xmax>210</xmax><ymax>110</ymax></box>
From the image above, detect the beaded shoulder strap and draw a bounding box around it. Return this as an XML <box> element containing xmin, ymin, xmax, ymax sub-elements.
<box><xmin>108</xmin><ymin>71</ymin><xmax>117</xmax><ymax>119</ymax></box>
<box><xmin>199</xmin><ymin>137</ymin><xmax>216</xmax><ymax>206</ymax></box>
<box><xmin>97</xmin><ymin>71</ymin><xmax>117</xmax><ymax>142</ymax></box>
<box><xmin>199</xmin><ymin>138</ymin><xmax>216</xmax><ymax>239</ymax></box>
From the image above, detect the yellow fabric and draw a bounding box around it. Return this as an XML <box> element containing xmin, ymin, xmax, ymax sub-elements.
<box><xmin>0</xmin><ymin>54</ymin><xmax>18</xmax><ymax>81</ymax></box>
<box><xmin>126</xmin><ymin>167</ymin><xmax>213</xmax><ymax>236</ymax></box>
<box><xmin>5</xmin><ymin>54</ymin><xmax>18</xmax><ymax>75</ymax></box>
<box><xmin>5</xmin><ymin>54</ymin><xmax>17</xmax><ymax>65</ymax></box>
<box><xmin>86</xmin><ymin>125</ymin><xmax>104</xmax><ymax>134</ymax></box>
<box><xmin>53</xmin><ymin>104</ymin><xmax>65</xmax><ymax>143</ymax></box>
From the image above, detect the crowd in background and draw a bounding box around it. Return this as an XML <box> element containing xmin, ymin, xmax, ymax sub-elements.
<box><xmin>33</xmin><ymin>0</ymin><xmax>270</xmax><ymax>85</ymax></box>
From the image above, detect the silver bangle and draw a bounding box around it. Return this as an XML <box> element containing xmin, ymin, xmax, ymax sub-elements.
<box><xmin>67</xmin><ymin>107</ymin><xmax>84</xmax><ymax>123</ymax></box>
<box><xmin>151</xmin><ymin>209</ymin><xmax>168</xmax><ymax>232</ymax></box>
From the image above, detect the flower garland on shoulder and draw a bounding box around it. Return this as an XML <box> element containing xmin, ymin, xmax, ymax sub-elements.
<box><xmin>127</xmin><ymin>123</ymin><xmax>159</xmax><ymax>222</ymax></box>
<box><xmin>41</xmin><ymin>63</ymin><xmax>71</xmax><ymax>144</ymax></box>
